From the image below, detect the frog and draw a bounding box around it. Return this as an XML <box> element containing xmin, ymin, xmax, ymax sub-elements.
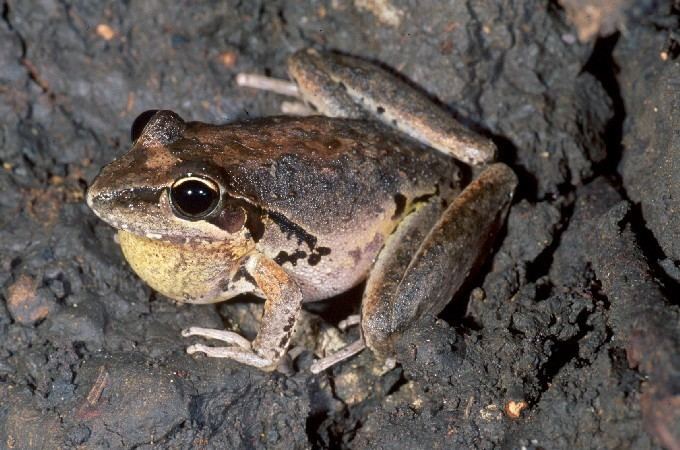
<box><xmin>86</xmin><ymin>48</ymin><xmax>517</xmax><ymax>373</ymax></box>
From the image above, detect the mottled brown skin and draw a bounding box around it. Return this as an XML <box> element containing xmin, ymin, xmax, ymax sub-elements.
<box><xmin>361</xmin><ymin>164</ymin><xmax>517</xmax><ymax>356</ymax></box>
<box><xmin>89</xmin><ymin>113</ymin><xmax>461</xmax><ymax>302</ymax></box>
<box><xmin>288</xmin><ymin>49</ymin><xmax>497</xmax><ymax>165</ymax></box>
<box><xmin>87</xmin><ymin>48</ymin><xmax>517</xmax><ymax>372</ymax></box>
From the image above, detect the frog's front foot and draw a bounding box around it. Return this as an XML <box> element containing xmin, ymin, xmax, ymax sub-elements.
<box><xmin>182</xmin><ymin>326</ymin><xmax>274</xmax><ymax>369</ymax></box>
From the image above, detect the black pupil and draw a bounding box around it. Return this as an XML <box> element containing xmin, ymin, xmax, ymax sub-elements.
<box><xmin>171</xmin><ymin>179</ymin><xmax>218</xmax><ymax>218</ymax></box>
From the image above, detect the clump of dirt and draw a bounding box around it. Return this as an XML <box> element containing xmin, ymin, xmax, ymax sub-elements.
<box><xmin>0</xmin><ymin>0</ymin><xmax>678</xmax><ymax>449</ymax></box>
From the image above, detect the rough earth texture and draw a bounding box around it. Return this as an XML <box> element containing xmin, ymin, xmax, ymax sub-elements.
<box><xmin>0</xmin><ymin>1</ymin><xmax>678</xmax><ymax>449</ymax></box>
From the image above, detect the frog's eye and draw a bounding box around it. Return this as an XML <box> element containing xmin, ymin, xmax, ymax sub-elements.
<box><xmin>131</xmin><ymin>109</ymin><xmax>159</xmax><ymax>142</ymax></box>
<box><xmin>170</xmin><ymin>176</ymin><xmax>220</xmax><ymax>219</ymax></box>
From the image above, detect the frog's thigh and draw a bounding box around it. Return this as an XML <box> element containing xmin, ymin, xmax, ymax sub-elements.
<box><xmin>362</xmin><ymin>163</ymin><xmax>518</xmax><ymax>356</ymax></box>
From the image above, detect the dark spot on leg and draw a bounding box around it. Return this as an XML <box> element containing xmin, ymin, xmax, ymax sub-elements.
<box><xmin>376</xmin><ymin>106</ymin><xmax>385</xmax><ymax>114</ymax></box>
<box><xmin>274</xmin><ymin>250</ymin><xmax>307</xmax><ymax>266</ymax></box>
<box><xmin>308</xmin><ymin>254</ymin><xmax>321</xmax><ymax>266</ymax></box>
<box><xmin>307</xmin><ymin>247</ymin><xmax>331</xmax><ymax>266</ymax></box>
<box><xmin>219</xmin><ymin>278</ymin><xmax>230</xmax><ymax>292</ymax></box>
<box><xmin>338</xmin><ymin>82</ymin><xmax>347</xmax><ymax>91</ymax></box>
<box><xmin>412</xmin><ymin>185</ymin><xmax>439</xmax><ymax>205</ymax></box>
<box><xmin>392</xmin><ymin>119</ymin><xmax>398</xmax><ymax>126</ymax></box>
<box><xmin>233</xmin><ymin>266</ymin><xmax>257</xmax><ymax>286</ymax></box>
<box><xmin>274</xmin><ymin>251</ymin><xmax>288</xmax><ymax>266</ymax></box>
<box><xmin>392</xmin><ymin>193</ymin><xmax>406</xmax><ymax>219</ymax></box>
<box><xmin>441</xmin><ymin>199</ymin><xmax>448</xmax><ymax>208</ymax></box>
<box><xmin>348</xmin><ymin>248</ymin><xmax>362</xmax><ymax>264</ymax></box>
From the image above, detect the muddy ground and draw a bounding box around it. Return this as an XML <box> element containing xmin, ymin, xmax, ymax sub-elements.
<box><xmin>1</xmin><ymin>1</ymin><xmax>679</xmax><ymax>449</ymax></box>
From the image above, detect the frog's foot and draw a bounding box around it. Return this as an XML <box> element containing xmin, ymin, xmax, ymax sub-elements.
<box><xmin>281</xmin><ymin>100</ymin><xmax>315</xmax><ymax>116</ymax></box>
<box><xmin>338</xmin><ymin>314</ymin><xmax>361</xmax><ymax>331</ymax></box>
<box><xmin>181</xmin><ymin>326</ymin><xmax>273</xmax><ymax>369</ymax></box>
<box><xmin>236</xmin><ymin>73</ymin><xmax>313</xmax><ymax>115</ymax></box>
<box><xmin>182</xmin><ymin>326</ymin><xmax>252</xmax><ymax>348</ymax></box>
<box><xmin>310</xmin><ymin>338</ymin><xmax>366</xmax><ymax>374</ymax></box>
<box><xmin>236</xmin><ymin>73</ymin><xmax>299</xmax><ymax>97</ymax></box>
<box><xmin>381</xmin><ymin>357</ymin><xmax>397</xmax><ymax>373</ymax></box>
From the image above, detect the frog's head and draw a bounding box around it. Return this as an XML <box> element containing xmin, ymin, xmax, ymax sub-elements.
<box><xmin>87</xmin><ymin>110</ymin><xmax>251</xmax><ymax>245</ymax></box>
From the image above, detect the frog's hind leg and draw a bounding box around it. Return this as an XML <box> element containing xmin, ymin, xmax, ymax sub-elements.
<box><xmin>310</xmin><ymin>184</ymin><xmax>450</xmax><ymax>373</ymax></box>
<box><xmin>310</xmin><ymin>164</ymin><xmax>515</xmax><ymax>372</ymax></box>
<box><xmin>287</xmin><ymin>48</ymin><xmax>496</xmax><ymax>166</ymax></box>
<box><xmin>362</xmin><ymin>163</ymin><xmax>517</xmax><ymax>358</ymax></box>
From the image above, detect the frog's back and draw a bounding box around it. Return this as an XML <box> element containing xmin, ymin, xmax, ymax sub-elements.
<box><xmin>181</xmin><ymin>116</ymin><xmax>460</xmax><ymax>227</ymax></box>
<box><xmin>179</xmin><ymin>116</ymin><xmax>461</xmax><ymax>299</ymax></box>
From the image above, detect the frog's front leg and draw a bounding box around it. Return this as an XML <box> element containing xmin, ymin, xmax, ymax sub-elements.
<box><xmin>183</xmin><ymin>253</ymin><xmax>303</xmax><ymax>371</ymax></box>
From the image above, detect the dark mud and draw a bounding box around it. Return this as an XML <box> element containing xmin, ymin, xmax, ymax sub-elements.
<box><xmin>1</xmin><ymin>1</ymin><xmax>678</xmax><ymax>449</ymax></box>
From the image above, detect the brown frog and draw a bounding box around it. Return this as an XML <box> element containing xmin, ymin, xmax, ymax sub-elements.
<box><xmin>86</xmin><ymin>49</ymin><xmax>517</xmax><ymax>372</ymax></box>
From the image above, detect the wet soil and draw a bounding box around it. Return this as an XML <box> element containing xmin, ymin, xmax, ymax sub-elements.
<box><xmin>1</xmin><ymin>1</ymin><xmax>678</xmax><ymax>449</ymax></box>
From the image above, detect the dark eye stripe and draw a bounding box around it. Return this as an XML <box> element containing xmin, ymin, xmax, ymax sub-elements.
<box><xmin>106</xmin><ymin>186</ymin><xmax>164</xmax><ymax>204</ymax></box>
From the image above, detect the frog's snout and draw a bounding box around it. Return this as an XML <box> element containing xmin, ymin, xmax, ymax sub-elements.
<box><xmin>86</xmin><ymin>169</ymin><xmax>121</xmax><ymax>217</ymax></box>
<box><xmin>85</xmin><ymin>175</ymin><xmax>105</xmax><ymax>215</ymax></box>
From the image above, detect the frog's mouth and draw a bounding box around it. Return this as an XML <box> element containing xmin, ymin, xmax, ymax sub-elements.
<box><xmin>86</xmin><ymin>184</ymin><xmax>169</xmax><ymax>237</ymax></box>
